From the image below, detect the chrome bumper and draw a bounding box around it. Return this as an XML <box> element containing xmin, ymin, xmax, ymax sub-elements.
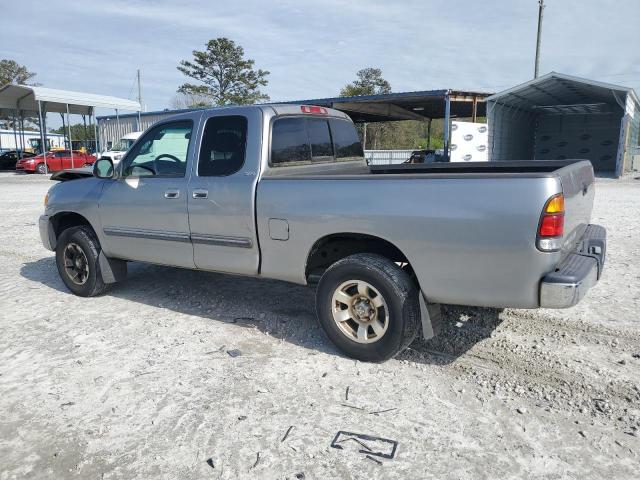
<box><xmin>540</xmin><ymin>224</ymin><xmax>606</xmax><ymax>308</ymax></box>
<box><xmin>39</xmin><ymin>215</ymin><xmax>55</xmax><ymax>251</ymax></box>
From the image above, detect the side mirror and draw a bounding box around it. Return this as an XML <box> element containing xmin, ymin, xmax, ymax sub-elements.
<box><xmin>93</xmin><ymin>158</ymin><xmax>114</xmax><ymax>179</ymax></box>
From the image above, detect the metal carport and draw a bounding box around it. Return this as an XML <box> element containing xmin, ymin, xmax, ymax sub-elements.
<box><xmin>487</xmin><ymin>72</ymin><xmax>640</xmax><ymax>176</ymax></box>
<box><xmin>97</xmin><ymin>89</ymin><xmax>492</xmax><ymax>160</ymax></box>
<box><xmin>0</xmin><ymin>84</ymin><xmax>140</xmax><ymax>172</ymax></box>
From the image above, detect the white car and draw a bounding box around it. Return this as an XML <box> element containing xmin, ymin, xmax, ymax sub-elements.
<box><xmin>99</xmin><ymin>131</ymin><xmax>142</xmax><ymax>164</ymax></box>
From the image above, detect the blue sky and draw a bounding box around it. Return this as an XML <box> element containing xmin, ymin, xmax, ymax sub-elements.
<box><xmin>3</xmin><ymin>0</ymin><xmax>639</xmax><ymax>117</ymax></box>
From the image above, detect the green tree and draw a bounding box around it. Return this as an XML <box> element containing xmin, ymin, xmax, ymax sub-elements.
<box><xmin>170</xmin><ymin>92</ymin><xmax>212</xmax><ymax>110</ymax></box>
<box><xmin>0</xmin><ymin>60</ymin><xmax>38</xmax><ymax>130</ymax></box>
<box><xmin>340</xmin><ymin>68</ymin><xmax>392</xmax><ymax>149</ymax></box>
<box><xmin>0</xmin><ymin>59</ymin><xmax>36</xmax><ymax>87</ymax></box>
<box><xmin>52</xmin><ymin>123</ymin><xmax>96</xmax><ymax>145</ymax></box>
<box><xmin>340</xmin><ymin>67</ymin><xmax>391</xmax><ymax>97</ymax></box>
<box><xmin>177</xmin><ymin>38</ymin><xmax>269</xmax><ymax>106</ymax></box>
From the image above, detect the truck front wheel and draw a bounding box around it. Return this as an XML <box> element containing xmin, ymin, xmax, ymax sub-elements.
<box><xmin>55</xmin><ymin>226</ymin><xmax>108</xmax><ymax>297</ymax></box>
<box><xmin>315</xmin><ymin>253</ymin><xmax>420</xmax><ymax>362</ymax></box>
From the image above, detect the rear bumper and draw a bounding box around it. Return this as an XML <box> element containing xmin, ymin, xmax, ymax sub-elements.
<box><xmin>539</xmin><ymin>224</ymin><xmax>606</xmax><ymax>308</ymax></box>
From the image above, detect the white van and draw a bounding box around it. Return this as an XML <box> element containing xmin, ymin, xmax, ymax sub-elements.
<box><xmin>99</xmin><ymin>131</ymin><xmax>142</xmax><ymax>164</ymax></box>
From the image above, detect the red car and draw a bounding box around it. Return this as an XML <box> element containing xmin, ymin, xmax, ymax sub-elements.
<box><xmin>16</xmin><ymin>150</ymin><xmax>97</xmax><ymax>174</ymax></box>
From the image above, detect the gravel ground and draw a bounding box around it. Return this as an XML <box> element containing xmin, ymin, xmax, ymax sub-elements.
<box><xmin>0</xmin><ymin>172</ymin><xmax>639</xmax><ymax>479</ymax></box>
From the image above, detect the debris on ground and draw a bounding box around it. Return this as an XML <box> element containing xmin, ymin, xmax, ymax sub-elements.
<box><xmin>281</xmin><ymin>425</ymin><xmax>294</xmax><ymax>442</ymax></box>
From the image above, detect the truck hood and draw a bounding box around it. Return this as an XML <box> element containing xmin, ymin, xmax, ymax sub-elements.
<box><xmin>50</xmin><ymin>167</ymin><xmax>94</xmax><ymax>182</ymax></box>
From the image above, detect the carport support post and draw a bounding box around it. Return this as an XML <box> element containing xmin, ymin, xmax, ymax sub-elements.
<box><xmin>115</xmin><ymin>108</ymin><xmax>120</xmax><ymax>146</ymax></box>
<box><xmin>91</xmin><ymin>108</ymin><xmax>99</xmax><ymax>155</ymax></box>
<box><xmin>12</xmin><ymin>111</ymin><xmax>18</xmax><ymax>151</ymax></box>
<box><xmin>362</xmin><ymin>122</ymin><xmax>367</xmax><ymax>150</ymax></box>
<box><xmin>66</xmin><ymin>103</ymin><xmax>74</xmax><ymax>168</ymax></box>
<box><xmin>20</xmin><ymin>113</ymin><xmax>26</xmax><ymax>153</ymax></box>
<box><xmin>37</xmin><ymin>101</ymin><xmax>48</xmax><ymax>174</ymax></box>
<box><xmin>472</xmin><ymin>96</ymin><xmax>478</xmax><ymax>123</ymax></box>
<box><xmin>443</xmin><ymin>92</ymin><xmax>451</xmax><ymax>161</ymax></box>
<box><xmin>426</xmin><ymin>118</ymin><xmax>432</xmax><ymax>149</ymax></box>
<box><xmin>82</xmin><ymin>115</ymin><xmax>87</xmax><ymax>152</ymax></box>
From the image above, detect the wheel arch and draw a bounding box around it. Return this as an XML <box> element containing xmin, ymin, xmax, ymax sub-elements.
<box><xmin>305</xmin><ymin>232</ymin><xmax>411</xmax><ymax>282</ymax></box>
<box><xmin>305</xmin><ymin>232</ymin><xmax>441</xmax><ymax>341</ymax></box>
<box><xmin>49</xmin><ymin>211</ymin><xmax>97</xmax><ymax>249</ymax></box>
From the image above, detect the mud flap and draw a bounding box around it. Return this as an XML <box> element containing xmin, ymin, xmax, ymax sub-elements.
<box><xmin>98</xmin><ymin>251</ymin><xmax>127</xmax><ymax>284</ymax></box>
<box><xmin>419</xmin><ymin>293</ymin><xmax>442</xmax><ymax>340</ymax></box>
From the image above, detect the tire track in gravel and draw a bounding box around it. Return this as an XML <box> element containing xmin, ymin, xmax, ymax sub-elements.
<box><xmin>404</xmin><ymin>305</ymin><xmax>640</xmax><ymax>435</ymax></box>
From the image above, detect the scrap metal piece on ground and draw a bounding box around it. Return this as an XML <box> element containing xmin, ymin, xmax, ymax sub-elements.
<box><xmin>282</xmin><ymin>425</ymin><xmax>294</xmax><ymax>442</ymax></box>
<box><xmin>330</xmin><ymin>431</ymin><xmax>398</xmax><ymax>459</ymax></box>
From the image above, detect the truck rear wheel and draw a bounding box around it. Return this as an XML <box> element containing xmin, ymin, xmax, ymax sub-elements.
<box><xmin>55</xmin><ymin>225</ymin><xmax>108</xmax><ymax>297</ymax></box>
<box><xmin>315</xmin><ymin>253</ymin><xmax>420</xmax><ymax>362</ymax></box>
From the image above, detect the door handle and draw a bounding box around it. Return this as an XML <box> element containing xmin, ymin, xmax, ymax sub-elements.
<box><xmin>192</xmin><ymin>189</ymin><xmax>208</xmax><ymax>199</ymax></box>
<box><xmin>164</xmin><ymin>189</ymin><xmax>180</xmax><ymax>199</ymax></box>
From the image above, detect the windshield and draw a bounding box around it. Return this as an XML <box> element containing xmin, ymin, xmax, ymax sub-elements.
<box><xmin>110</xmin><ymin>139</ymin><xmax>136</xmax><ymax>152</ymax></box>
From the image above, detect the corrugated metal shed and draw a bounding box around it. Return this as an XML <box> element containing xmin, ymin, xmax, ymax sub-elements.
<box><xmin>487</xmin><ymin>72</ymin><xmax>640</xmax><ymax>176</ymax></box>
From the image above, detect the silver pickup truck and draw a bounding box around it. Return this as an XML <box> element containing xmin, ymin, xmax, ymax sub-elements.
<box><xmin>40</xmin><ymin>104</ymin><xmax>606</xmax><ymax>361</ymax></box>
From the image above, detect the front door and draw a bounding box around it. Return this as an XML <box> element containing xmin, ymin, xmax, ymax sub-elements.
<box><xmin>48</xmin><ymin>151</ymin><xmax>64</xmax><ymax>171</ymax></box>
<box><xmin>187</xmin><ymin>109</ymin><xmax>262</xmax><ymax>275</ymax></box>
<box><xmin>98</xmin><ymin>117</ymin><xmax>200</xmax><ymax>268</ymax></box>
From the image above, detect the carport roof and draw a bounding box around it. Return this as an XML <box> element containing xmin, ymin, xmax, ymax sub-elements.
<box><xmin>280</xmin><ymin>89</ymin><xmax>493</xmax><ymax>122</ymax></box>
<box><xmin>96</xmin><ymin>88</ymin><xmax>493</xmax><ymax>123</ymax></box>
<box><xmin>486</xmin><ymin>72</ymin><xmax>639</xmax><ymax>113</ymax></box>
<box><xmin>0</xmin><ymin>84</ymin><xmax>141</xmax><ymax>117</ymax></box>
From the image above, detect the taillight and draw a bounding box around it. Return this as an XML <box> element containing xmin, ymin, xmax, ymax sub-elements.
<box><xmin>301</xmin><ymin>105</ymin><xmax>327</xmax><ymax>115</ymax></box>
<box><xmin>537</xmin><ymin>194</ymin><xmax>564</xmax><ymax>251</ymax></box>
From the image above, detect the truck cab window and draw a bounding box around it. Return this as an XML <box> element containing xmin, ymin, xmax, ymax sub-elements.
<box><xmin>307</xmin><ymin>118</ymin><xmax>333</xmax><ymax>161</ymax></box>
<box><xmin>198</xmin><ymin>116</ymin><xmax>248</xmax><ymax>176</ymax></box>
<box><xmin>271</xmin><ymin>116</ymin><xmax>364</xmax><ymax>166</ymax></box>
<box><xmin>329</xmin><ymin>118</ymin><xmax>364</xmax><ymax>160</ymax></box>
<box><xmin>123</xmin><ymin>121</ymin><xmax>192</xmax><ymax>177</ymax></box>
<box><xmin>271</xmin><ymin>117</ymin><xmax>311</xmax><ymax>165</ymax></box>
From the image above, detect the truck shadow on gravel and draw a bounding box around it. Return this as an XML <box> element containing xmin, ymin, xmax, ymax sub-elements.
<box><xmin>21</xmin><ymin>257</ymin><xmax>502</xmax><ymax>364</ymax></box>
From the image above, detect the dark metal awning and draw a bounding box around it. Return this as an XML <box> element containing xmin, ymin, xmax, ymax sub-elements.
<box><xmin>280</xmin><ymin>89</ymin><xmax>493</xmax><ymax>123</ymax></box>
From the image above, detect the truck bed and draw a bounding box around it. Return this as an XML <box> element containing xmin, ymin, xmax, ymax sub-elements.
<box><xmin>257</xmin><ymin>159</ymin><xmax>595</xmax><ymax>308</ymax></box>
<box><xmin>265</xmin><ymin>159</ymin><xmax>587</xmax><ymax>178</ymax></box>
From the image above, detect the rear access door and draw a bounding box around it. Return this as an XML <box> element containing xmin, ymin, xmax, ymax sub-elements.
<box><xmin>187</xmin><ymin>107</ymin><xmax>262</xmax><ymax>275</ymax></box>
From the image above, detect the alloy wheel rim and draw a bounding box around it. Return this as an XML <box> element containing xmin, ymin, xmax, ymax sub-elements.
<box><xmin>63</xmin><ymin>242</ymin><xmax>90</xmax><ymax>285</ymax></box>
<box><xmin>331</xmin><ymin>280</ymin><xmax>389</xmax><ymax>344</ymax></box>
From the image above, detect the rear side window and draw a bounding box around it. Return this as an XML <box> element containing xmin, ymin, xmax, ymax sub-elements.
<box><xmin>307</xmin><ymin>118</ymin><xmax>333</xmax><ymax>160</ymax></box>
<box><xmin>270</xmin><ymin>116</ymin><xmax>364</xmax><ymax>166</ymax></box>
<box><xmin>198</xmin><ymin>115</ymin><xmax>247</xmax><ymax>176</ymax></box>
<box><xmin>329</xmin><ymin>118</ymin><xmax>364</xmax><ymax>160</ymax></box>
<box><xmin>271</xmin><ymin>117</ymin><xmax>310</xmax><ymax>165</ymax></box>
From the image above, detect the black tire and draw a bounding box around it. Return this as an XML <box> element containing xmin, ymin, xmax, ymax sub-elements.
<box><xmin>56</xmin><ymin>225</ymin><xmax>109</xmax><ymax>297</ymax></box>
<box><xmin>316</xmin><ymin>253</ymin><xmax>420</xmax><ymax>362</ymax></box>
<box><xmin>36</xmin><ymin>163</ymin><xmax>46</xmax><ymax>174</ymax></box>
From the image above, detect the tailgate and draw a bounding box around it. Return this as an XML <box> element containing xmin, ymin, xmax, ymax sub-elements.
<box><xmin>556</xmin><ymin>160</ymin><xmax>595</xmax><ymax>256</ymax></box>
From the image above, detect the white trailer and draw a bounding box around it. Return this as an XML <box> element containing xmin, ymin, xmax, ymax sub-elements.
<box><xmin>0</xmin><ymin>129</ymin><xmax>65</xmax><ymax>152</ymax></box>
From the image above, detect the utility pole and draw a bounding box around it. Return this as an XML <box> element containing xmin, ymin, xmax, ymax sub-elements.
<box><xmin>534</xmin><ymin>0</ymin><xmax>545</xmax><ymax>78</ymax></box>
<box><xmin>137</xmin><ymin>69</ymin><xmax>144</xmax><ymax>110</ymax></box>
<box><xmin>137</xmin><ymin>68</ymin><xmax>144</xmax><ymax>130</ymax></box>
